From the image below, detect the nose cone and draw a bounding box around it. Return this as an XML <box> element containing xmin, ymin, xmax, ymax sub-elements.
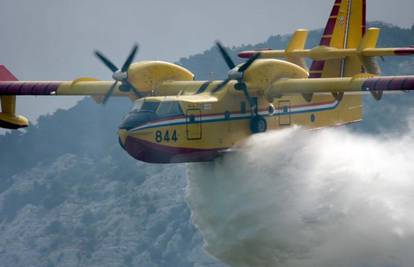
<box><xmin>117</xmin><ymin>129</ymin><xmax>151</xmax><ymax>162</ymax></box>
<box><xmin>117</xmin><ymin>129</ymin><xmax>149</xmax><ymax>162</ymax></box>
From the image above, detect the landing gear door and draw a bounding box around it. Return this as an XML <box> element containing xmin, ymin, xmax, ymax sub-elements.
<box><xmin>186</xmin><ymin>109</ymin><xmax>202</xmax><ymax>140</ymax></box>
<box><xmin>278</xmin><ymin>101</ymin><xmax>291</xmax><ymax>126</ymax></box>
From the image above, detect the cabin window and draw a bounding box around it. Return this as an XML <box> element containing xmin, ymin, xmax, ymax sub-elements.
<box><xmin>157</xmin><ymin>101</ymin><xmax>183</xmax><ymax>117</ymax></box>
<box><xmin>157</xmin><ymin>102</ymin><xmax>172</xmax><ymax>115</ymax></box>
<box><xmin>169</xmin><ymin>102</ymin><xmax>183</xmax><ymax>115</ymax></box>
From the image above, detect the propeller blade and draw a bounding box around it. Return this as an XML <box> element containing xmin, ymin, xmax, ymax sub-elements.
<box><xmin>236</xmin><ymin>81</ymin><xmax>256</xmax><ymax>111</ymax></box>
<box><xmin>131</xmin><ymin>86</ymin><xmax>143</xmax><ymax>98</ymax></box>
<box><xmin>94</xmin><ymin>51</ymin><xmax>119</xmax><ymax>73</ymax></box>
<box><xmin>216</xmin><ymin>42</ymin><xmax>236</xmax><ymax>69</ymax></box>
<box><xmin>102</xmin><ymin>81</ymin><xmax>118</xmax><ymax>104</ymax></box>
<box><xmin>124</xmin><ymin>80</ymin><xmax>143</xmax><ymax>97</ymax></box>
<box><xmin>211</xmin><ymin>78</ymin><xmax>231</xmax><ymax>93</ymax></box>
<box><xmin>121</xmin><ymin>44</ymin><xmax>139</xmax><ymax>72</ymax></box>
<box><xmin>238</xmin><ymin>52</ymin><xmax>261</xmax><ymax>73</ymax></box>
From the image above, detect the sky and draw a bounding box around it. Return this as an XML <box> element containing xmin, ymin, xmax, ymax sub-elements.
<box><xmin>0</xmin><ymin>0</ymin><xmax>413</xmax><ymax>123</ymax></box>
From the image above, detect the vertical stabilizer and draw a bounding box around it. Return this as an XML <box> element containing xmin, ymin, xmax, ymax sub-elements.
<box><xmin>309</xmin><ymin>0</ymin><xmax>364</xmax><ymax>126</ymax></box>
<box><xmin>359</xmin><ymin>28</ymin><xmax>381</xmax><ymax>75</ymax></box>
<box><xmin>310</xmin><ymin>0</ymin><xmax>366</xmax><ymax>78</ymax></box>
<box><xmin>286</xmin><ymin>29</ymin><xmax>309</xmax><ymax>69</ymax></box>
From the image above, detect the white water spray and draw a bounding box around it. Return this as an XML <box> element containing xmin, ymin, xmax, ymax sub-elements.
<box><xmin>186</xmin><ymin>126</ymin><xmax>414</xmax><ymax>267</ymax></box>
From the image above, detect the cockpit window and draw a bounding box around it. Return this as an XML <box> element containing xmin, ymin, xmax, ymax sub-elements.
<box><xmin>140</xmin><ymin>101</ymin><xmax>160</xmax><ymax>112</ymax></box>
<box><xmin>131</xmin><ymin>99</ymin><xmax>144</xmax><ymax>112</ymax></box>
<box><xmin>156</xmin><ymin>101</ymin><xmax>183</xmax><ymax>117</ymax></box>
<box><xmin>131</xmin><ymin>100</ymin><xmax>160</xmax><ymax>113</ymax></box>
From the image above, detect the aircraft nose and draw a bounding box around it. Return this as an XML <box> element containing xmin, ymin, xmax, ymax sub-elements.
<box><xmin>118</xmin><ymin>129</ymin><xmax>128</xmax><ymax>149</ymax></box>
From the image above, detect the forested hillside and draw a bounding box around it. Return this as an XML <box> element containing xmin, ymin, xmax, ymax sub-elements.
<box><xmin>0</xmin><ymin>22</ymin><xmax>413</xmax><ymax>267</ymax></box>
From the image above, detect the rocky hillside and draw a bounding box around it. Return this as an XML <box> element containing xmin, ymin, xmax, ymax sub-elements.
<box><xmin>0</xmin><ymin>98</ymin><xmax>223</xmax><ymax>267</ymax></box>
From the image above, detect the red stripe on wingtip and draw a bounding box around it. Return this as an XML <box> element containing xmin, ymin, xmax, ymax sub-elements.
<box><xmin>362</xmin><ymin>77</ymin><xmax>414</xmax><ymax>91</ymax></box>
<box><xmin>375</xmin><ymin>79</ymin><xmax>392</xmax><ymax>91</ymax></box>
<box><xmin>388</xmin><ymin>77</ymin><xmax>406</xmax><ymax>90</ymax></box>
<box><xmin>394</xmin><ymin>48</ymin><xmax>414</xmax><ymax>55</ymax></box>
<box><xmin>403</xmin><ymin>77</ymin><xmax>414</xmax><ymax>90</ymax></box>
<box><xmin>0</xmin><ymin>82</ymin><xmax>61</xmax><ymax>95</ymax></box>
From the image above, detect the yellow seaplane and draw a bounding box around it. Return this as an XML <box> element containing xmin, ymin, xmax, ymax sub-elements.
<box><xmin>1</xmin><ymin>0</ymin><xmax>414</xmax><ymax>163</ymax></box>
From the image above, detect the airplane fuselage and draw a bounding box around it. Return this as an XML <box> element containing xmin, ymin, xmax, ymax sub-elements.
<box><xmin>118</xmin><ymin>83</ymin><xmax>362</xmax><ymax>163</ymax></box>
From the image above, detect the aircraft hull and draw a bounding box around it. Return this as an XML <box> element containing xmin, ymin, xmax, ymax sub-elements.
<box><xmin>122</xmin><ymin>135</ymin><xmax>221</xmax><ymax>163</ymax></box>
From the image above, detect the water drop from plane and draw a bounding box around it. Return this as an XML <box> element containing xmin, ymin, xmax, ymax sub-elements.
<box><xmin>187</xmin><ymin>126</ymin><xmax>414</xmax><ymax>267</ymax></box>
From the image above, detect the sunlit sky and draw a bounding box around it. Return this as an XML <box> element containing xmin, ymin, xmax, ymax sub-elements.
<box><xmin>0</xmin><ymin>0</ymin><xmax>413</xmax><ymax>123</ymax></box>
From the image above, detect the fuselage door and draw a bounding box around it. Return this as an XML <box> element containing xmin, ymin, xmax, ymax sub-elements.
<box><xmin>278</xmin><ymin>100</ymin><xmax>291</xmax><ymax>126</ymax></box>
<box><xmin>186</xmin><ymin>109</ymin><xmax>202</xmax><ymax>140</ymax></box>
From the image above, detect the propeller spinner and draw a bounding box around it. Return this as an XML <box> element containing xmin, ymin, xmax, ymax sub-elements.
<box><xmin>94</xmin><ymin>44</ymin><xmax>142</xmax><ymax>104</ymax></box>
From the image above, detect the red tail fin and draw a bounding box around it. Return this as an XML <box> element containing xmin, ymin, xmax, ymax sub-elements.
<box><xmin>0</xmin><ymin>65</ymin><xmax>18</xmax><ymax>81</ymax></box>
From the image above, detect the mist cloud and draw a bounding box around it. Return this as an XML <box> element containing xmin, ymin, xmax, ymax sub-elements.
<box><xmin>187</xmin><ymin>126</ymin><xmax>414</xmax><ymax>267</ymax></box>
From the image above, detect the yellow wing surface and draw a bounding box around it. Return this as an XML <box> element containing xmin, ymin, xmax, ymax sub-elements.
<box><xmin>0</xmin><ymin>61</ymin><xmax>195</xmax><ymax>129</ymax></box>
<box><xmin>0</xmin><ymin>61</ymin><xmax>194</xmax><ymax>97</ymax></box>
<box><xmin>266</xmin><ymin>75</ymin><xmax>414</xmax><ymax>99</ymax></box>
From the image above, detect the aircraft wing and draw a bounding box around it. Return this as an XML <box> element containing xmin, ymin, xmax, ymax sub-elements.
<box><xmin>267</xmin><ymin>75</ymin><xmax>414</xmax><ymax>99</ymax></box>
<box><xmin>0</xmin><ymin>79</ymin><xmax>130</xmax><ymax>96</ymax></box>
<box><xmin>0</xmin><ymin>69</ymin><xmax>135</xmax><ymax>129</ymax></box>
<box><xmin>239</xmin><ymin>47</ymin><xmax>414</xmax><ymax>60</ymax></box>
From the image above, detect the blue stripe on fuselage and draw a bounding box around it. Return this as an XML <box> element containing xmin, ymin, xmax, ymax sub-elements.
<box><xmin>131</xmin><ymin>101</ymin><xmax>340</xmax><ymax>132</ymax></box>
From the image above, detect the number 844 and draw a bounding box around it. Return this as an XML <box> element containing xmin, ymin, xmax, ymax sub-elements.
<box><xmin>155</xmin><ymin>130</ymin><xmax>178</xmax><ymax>143</ymax></box>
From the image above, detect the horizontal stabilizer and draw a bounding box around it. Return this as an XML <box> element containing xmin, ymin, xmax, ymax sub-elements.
<box><xmin>239</xmin><ymin>47</ymin><xmax>414</xmax><ymax>60</ymax></box>
<box><xmin>239</xmin><ymin>28</ymin><xmax>414</xmax><ymax>61</ymax></box>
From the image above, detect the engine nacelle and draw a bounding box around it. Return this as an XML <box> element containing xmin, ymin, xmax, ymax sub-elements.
<box><xmin>127</xmin><ymin>61</ymin><xmax>194</xmax><ymax>93</ymax></box>
<box><xmin>243</xmin><ymin>59</ymin><xmax>308</xmax><ymax>92</ymax></box>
